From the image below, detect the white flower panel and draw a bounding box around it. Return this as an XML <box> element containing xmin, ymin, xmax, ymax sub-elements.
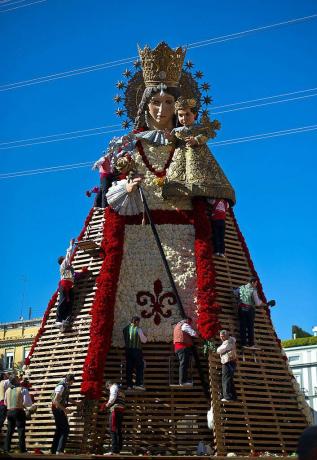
<box><xmin>111</xmin><ymin>223</ymin><xmax>197</xmax><ymax>347</ymax></box>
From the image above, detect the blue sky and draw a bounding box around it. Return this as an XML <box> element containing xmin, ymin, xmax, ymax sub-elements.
<box><xmin>1</xmin><ymin>0</ymin><xmax>316</xmax><ymax>339</ymax></box>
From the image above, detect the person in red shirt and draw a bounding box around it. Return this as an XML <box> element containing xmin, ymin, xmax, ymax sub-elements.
<box><xmin>208</xmin><ymin>198</ymin><xmax>229</xmax><ymax>257</ymax></box>
<box><xmin>173</xmin><ymin>318</ymin><xmax>198</xmax><ymax>386</ymax></box>
<box><xmin>92</xmin><ymin>154</ymin><xmax>113</xmax><ymax>208</ymax></box>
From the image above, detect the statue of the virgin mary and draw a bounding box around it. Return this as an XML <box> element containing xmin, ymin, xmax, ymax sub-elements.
<box><xmin>82</xmin><ymin>42</ymin><xmax>236</xmax><ymax>398</ymax></box>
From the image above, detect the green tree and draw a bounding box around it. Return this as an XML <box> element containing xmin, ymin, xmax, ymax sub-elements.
<box><xmin>291</xmin><ymin>325</ymin><xmax>312</xmax><ymax>338</ymax></box>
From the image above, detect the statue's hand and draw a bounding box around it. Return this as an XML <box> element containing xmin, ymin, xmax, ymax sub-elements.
<box><xmin>185</xmin><ymin>136</ymin><xmax>198</xmax><ymax>146</ymax></box>
<box><xmin>126</xmin><ymin>177</ymin><xmax>143</xmax><ymax>193</ymax></box>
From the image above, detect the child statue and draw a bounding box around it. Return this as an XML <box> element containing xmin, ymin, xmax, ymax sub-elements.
<box><xmin>163</xmin><ymin>96</ymin><xmax>222</xmax><ymax>198</ymax></box>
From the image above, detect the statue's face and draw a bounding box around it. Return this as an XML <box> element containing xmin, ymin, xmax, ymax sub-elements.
<box><xmin>148</xmin><ymin>93</ymin><xmax>175</xmax><ymax>129</ymax></box>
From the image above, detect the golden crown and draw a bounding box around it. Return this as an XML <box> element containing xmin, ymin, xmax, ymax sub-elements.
<box><xmin>174</xmin><ymin>97</ymin><xmax>197</xmax><ymax>112</ymax></box>
<box><xmin>138</xmin><ymin>42</ymin><xmax>186</xmax><ymax>87</ymax></box>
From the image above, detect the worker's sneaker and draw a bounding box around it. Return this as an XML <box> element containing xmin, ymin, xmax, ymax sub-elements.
<box><xmin>181</xmin><ymin>381</ymin><xmax>193</xmax><ymax>386</ymax></box>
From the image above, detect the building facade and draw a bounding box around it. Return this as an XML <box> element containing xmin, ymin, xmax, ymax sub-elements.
<box><xmin>284</xmin><ymin>343</ymin><xmax>317</xmax><ymax>424</ymax></box>
<box><xmin>0</xmin><ymin>318</ymin><xmax>41</xmax><ymax>374</ymax></box>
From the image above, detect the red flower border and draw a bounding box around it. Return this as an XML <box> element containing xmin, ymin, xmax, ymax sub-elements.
<box><xmin>24</xmin><ymin>207</ymin><xmax>95</xmax><ymax>366</ymax></box>
<box><xmin>193</xmin><ymin>198</ymin><xmax>221</xmax><ymax>339</ymax></box>
<box><xmin>81</xmin><ymin>207</ymin><xmax>125</xmax><ymax>399</ymax></box>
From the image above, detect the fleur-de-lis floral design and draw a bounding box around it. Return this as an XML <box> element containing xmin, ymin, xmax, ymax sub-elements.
<box><xmin>136</xmin><ymin>279</ymin><xmax>177</xmax><ymax>325</ymax></box>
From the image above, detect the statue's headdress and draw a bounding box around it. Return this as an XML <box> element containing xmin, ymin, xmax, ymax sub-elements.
<box><xmin>138</xmin><ymin>42</ymin><xmax>186</xmax><ymax>88</ymax></box>
<box><xmin>113</xmin><ymin>41</ymin><xmax>214</xmax><ymax>128</ymax></box>
<box><xmin>174</xmin><ymin>97</ymin><xmax>197</xmax><ymax>112</ymax></box>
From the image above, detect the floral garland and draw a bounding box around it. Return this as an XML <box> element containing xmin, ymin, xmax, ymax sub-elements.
<box><xmin>81</xmin><ymin>207</ymin><xmax>125</xmax><ymax>399</ymax></box>
<box><xmin>24</xmin><ymin>207</ymin><xmax>95</xmax><ymax>366</ymax></box>
<box><xmin>136</xmin><ymin>140</ymin><xmax>175</xmax><ymax>178</ymax></box>
<box><xmin>193</xmin><ymin>197</ymin><xmax>221</xmax><ymax>339</ymax></box>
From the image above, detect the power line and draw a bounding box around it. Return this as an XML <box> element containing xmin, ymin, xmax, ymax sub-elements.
<box><xmin>0</xmin><ymin>123</ymin><xmax>121</xmax><ymax>146</ymax></box>
<box><xmin>1</xmin><ymin>123</ymin><xmax>316</xmax><ymax>179</ymax></box>
<box><xmin>0</xmin><ymin>0</ymin><xmax>33</xmax><ymax>7</ymax></box>
<box><xmin>212</xmin><ymin>86</ymin><xmax>317</xmax><ymax>110</ymax></box>
<box><xmin>0</xmin><ymin>0</ymin><xmax>28</xmax><ymax>3</ymax></box>
<box><xmin>0</xmin><ymin>0</ymin><xmax>45</xmax><ymax>13</ymax></box>
<box><xmin>0</xmin><ymin>161</ymin><xmax>93</xmax><ymax>178</ymax></box>
<box><xmin>210</xmin><ymin>124</ymin><xmax>317</xmax><ymax>146</ymax></box>
<box><xmin>186</xmin><ymin>14</ymin><xmax>317</xmax><ymax>49</ymax></box>
<box><xmin>0</xmin><ymin>57</ymin><xmax>137</xmax><ymax>92</ymax></box>
<box><xmin>1</xmin><ymin>85</ymin><xmax>316</xmax><ymax>150</ymax></box>
<box><xmin>1</xmin><ymin>14</ymin><xmax>316</xmax><ymax>91</ymax></box>
<box><xmin>212</xmin><ymin>92</ymin><xmax>317</xmax><ymax>115</ymax></box>
<box><xmin>0</xmin><ymin>128</ymin><xmax>123</xmax><ymax>150</ymax></box>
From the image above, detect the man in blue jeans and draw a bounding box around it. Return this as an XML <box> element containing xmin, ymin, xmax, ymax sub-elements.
<box><xmin>51</xmin><ymin>374</ymin><xmax>75</xmax><ymax>455</ymax></box>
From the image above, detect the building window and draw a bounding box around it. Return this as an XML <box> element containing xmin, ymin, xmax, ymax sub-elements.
<box><xmin>23</xmin><ymin>347</ymin><xmax>31</xmax><ymax>361</ymax></box>
<box><xmin>5</xmin><ymin>351</ymin><xmax>14</xmax><ymax>370</ymax></box>
<box><xmin>289</xmin><ymin>355</ymin><xmax>300</xmax><ymax>362</ymax></box>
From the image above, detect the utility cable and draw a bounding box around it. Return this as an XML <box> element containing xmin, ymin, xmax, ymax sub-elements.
<box><xmin>186</xmin><ymin>14</ymin><xmax>317</xmax><ymax>49</ymax></box>
<box><xmin>0</xmin><ymin>162</ymin><xmax>93</xmax><ymax>178</ymax></box>
<box><xmin>212</xmin><ymin>92</ymin><xmax>317</xmax><ymax>115</ymax></box>
<box><xmin>0</xmin><ymin>57</ymin><xmax>137</xmax><ymax>92</ymax></box>
<box><xmin>0</xmin><ymin>128</ymin><xmax>123</xmax><ymax>150</ymax></box>
<box><xmin>0</xmin><ymin>0</ymin><xmax>45</xmax><ymax>13</ymax></box>
<box><xmin>1</xmin><ymin>14</ymin><xmax>316</xmax><ymax>91</ymax></box>
<box><xmin>209</xmin><ymin>124</ymin><xmax>317</xmax><ymax>147</ymax></box>
<box><xmin>0</xmin><ymin>0</ymin><xmax>34</xmax><ymax>7</ymax></box>
<box><xmin>212</xmin><ymin>86</ymin><xmax>317</xmax><ymax>110</ymax></box>
<box><xmin>0</xmin><ymin>123</ymin><xmax>121</xmax><ymax>147</ymax></box>
<box><xmin>1</xmin><ymin>123</ymin><xmax>316</xmax><ymax>179</ymax></box>
<box><xmin>1</xmin><ymin>86</ymin><xmax>316</xmax><ymax>149</ymax></box>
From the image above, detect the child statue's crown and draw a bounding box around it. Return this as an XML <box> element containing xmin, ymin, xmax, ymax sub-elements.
<box><xmin>138</xmin><ymin>42</ymin><xmax>186</xmax><ymax>88</ymax></box>
<box><xmin>174</xmin><ymin>97</ymin><xmax>197</xmax><ymax>112</ymax></box>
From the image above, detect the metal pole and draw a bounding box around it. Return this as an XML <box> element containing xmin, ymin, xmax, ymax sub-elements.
<box><xmin>139</xmin><ymin>187</ymin><xmax>210</xmax><ymax>400</ymax></box>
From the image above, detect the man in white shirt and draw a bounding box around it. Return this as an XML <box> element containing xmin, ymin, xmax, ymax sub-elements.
<box><xmin>217</xmin><ymin>330</ymin><xmax>237</xmax><ymax>402</ymax></box>
<box><xmin>102</xmin><ymin>380</ymin><xmax>126</xmax><ymax>455</ymax></box>
<box><xmin>4</xmin><ymin>375</ymin><xmax>32</xmax><ymax>453</ymax></box>
<box><xmin>0</xmin><ymin>373</ymin><xmax>10</xmax><ymax>433</ymax></box>
<box><xmin>51</xmin><ymin>373</ymin><xmax>75</xmax><ymax>455</ymax></box>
